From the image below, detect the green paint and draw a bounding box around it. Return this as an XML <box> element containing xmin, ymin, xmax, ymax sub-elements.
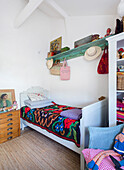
<box><xmin>46</xmin><ymin>35</ymin><xmax>113</xmax><ymax>62</ymax></box>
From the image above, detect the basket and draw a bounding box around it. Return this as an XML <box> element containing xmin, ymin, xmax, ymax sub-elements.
<box><xmin>117</xmin><ymin>72</ymin><xmax>124</xmax><ymax>90</ymax></box>
<box><xmin>50</xmin><ymin>61</ymin><xmax>63</xmax><ymax>76</ymax></box>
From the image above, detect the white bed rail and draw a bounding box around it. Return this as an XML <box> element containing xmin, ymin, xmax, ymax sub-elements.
<box><xmin>80</xmin><ymin>99</ymin><xmax>108</xmax><ymax>170</ymax></box>
<box><xmin>20</xmin><ymin>87</ymin><xmax>108</xmax><ymax>170</ymax></box>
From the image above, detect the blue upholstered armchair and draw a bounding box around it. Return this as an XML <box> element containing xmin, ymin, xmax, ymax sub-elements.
<box><xmin>83</xmin><ymin>124</ymin><xmax>124</xmax><ymax>170</ymax></box>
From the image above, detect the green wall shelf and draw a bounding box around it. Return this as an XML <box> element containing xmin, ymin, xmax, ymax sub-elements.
<box><xmin>46</xmin><ymin>35</ymin><xmax>112</xmax><ymax>62</ymax></box>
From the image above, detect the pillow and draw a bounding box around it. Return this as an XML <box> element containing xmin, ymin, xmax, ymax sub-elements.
<box><xmin>24</xmin><ymin>99</ymin><xmax>53</xmax><ymax>109</ymax></box>
<box><xmin>27</xmin><ymin>93</ymin><xmax>47</xmax><ymax>101</ymax></box>
<box><xmin>88</xmin><ymin>124</ymin><xmax>124</xmax><ymax>150</ymax></box>
<box><xmin>60</xmin><ymin>109</ymin><xmax>82</xmax><ymax>120</ymax></box>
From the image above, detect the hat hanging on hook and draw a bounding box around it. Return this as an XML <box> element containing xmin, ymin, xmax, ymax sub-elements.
<box><xmin>84</xmin><ymin>46</ymin><xmax>102</xmax><ymax>61</ymax></box>
<box><xmin>46</xmin><ymin>59</ymin><xmax>53</xmax><ymax>69</ymax></box>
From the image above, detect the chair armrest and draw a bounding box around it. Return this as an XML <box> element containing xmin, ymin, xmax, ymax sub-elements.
<box><xmin>88</xmin><ymin>124</ymin><xmax>124</xmax><ymax>150</ymax></box>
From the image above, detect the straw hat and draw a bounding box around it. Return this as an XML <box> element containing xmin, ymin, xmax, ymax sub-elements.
<box><xmin>84</xmin><ymin>46</ymin><xmax>102</xmax><ymax>60</ymax></box>
<box><xmin>46</xmin><ymin>59</ymin><xmax>53</xmax><ymax>69</ymax></box>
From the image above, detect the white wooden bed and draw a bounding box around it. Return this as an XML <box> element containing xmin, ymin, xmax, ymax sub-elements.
<box><xmin>20</xmin><ymin>87</ymin><xmax>108</xmax><ymax>170</ymax></box>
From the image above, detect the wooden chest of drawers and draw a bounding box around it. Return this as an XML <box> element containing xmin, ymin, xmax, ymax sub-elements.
<box><xmin>0</xmin><ymin>110</ymin><xmax>20</xmax><ymax>144</ymax></box>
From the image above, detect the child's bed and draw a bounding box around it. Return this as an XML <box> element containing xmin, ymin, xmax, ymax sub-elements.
<box><xmin>20</xmin><ymin>86</ymin><xmax>108</xmax><ymax>170</ymax></box>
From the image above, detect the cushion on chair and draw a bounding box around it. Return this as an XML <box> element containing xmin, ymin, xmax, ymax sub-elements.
<box><xmin>88</xmin><ymin>124</ymin><xmax>124</xmax><ymax>150</ymax></box>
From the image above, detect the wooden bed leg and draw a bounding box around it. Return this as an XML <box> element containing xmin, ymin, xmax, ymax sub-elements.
<box><xmin>80</xmin><ymin>153</ymin><xmax>85</xmax><ymax>170</ymax></box>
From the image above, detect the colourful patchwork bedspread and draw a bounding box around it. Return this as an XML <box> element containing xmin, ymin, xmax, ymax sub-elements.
<box><xmin>21</xmin><ymin>102</ymin><xmax>80</xmax><ymax>147</ymax></box>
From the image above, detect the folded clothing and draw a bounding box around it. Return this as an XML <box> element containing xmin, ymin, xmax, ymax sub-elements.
<box><xmin>117</xmin><ymin>110</ymin><xmax>124</xmax><ymax>120</ymax></box>
<box><xmin>24</xmin><ymin>99</ymin><xmax>53</xmax><ymax>109</ymax></box>
<box><xmin>60</xmin><ymin>108</ymin><xmax>82</xmax><ymax>120</ymax></box>
<box><xmin>117</xmin><ymin>100</ymin><xmax>124</xmax><ymax>108</ymax></box>
<box><xmin>117</xmin><ymin>114</ymin><xmax>124</xmax><ymax>120</ymax></box>
<box><xmin>117</xmin><ymin>107</ymin><xmax>124</xmax><ymax>111</ymax></box>
<box><xmin>117</xmin><ymin>110</ymin><xmax>124</xmax><ymax>115</ymax></box>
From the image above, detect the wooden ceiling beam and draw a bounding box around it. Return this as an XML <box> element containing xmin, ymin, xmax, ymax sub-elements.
<box><xmin>14</xmin><ymin>0</ymin><xmax>44</xmax><ymax>28</ymax></box>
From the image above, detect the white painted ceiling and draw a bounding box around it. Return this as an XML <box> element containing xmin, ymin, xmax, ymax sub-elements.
<box><xmin>39</xmin><ymin>0</ymin><xmax>120</xmax><ymax>17</ymax></box>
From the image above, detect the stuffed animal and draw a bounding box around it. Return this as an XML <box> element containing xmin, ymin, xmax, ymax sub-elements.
<box><xmin>88</xmin><ymin>128</ymin><xmax>124</xmax><ymax>170</ymax></box>
<box><xmin>8</xmin><ymin>101</ymin><xmax>18</xmax><ymax>111</ymax></box>
<box><xmin>118</xmin><ymin>48</ymin><xmax>124</xmax><ymax>59</ymax></box>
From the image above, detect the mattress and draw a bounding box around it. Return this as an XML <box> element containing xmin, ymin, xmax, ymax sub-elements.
<box><xmin>21</xmin><ymin>102</ymin><xmax>80</xmax><ymax>147</ymax></box>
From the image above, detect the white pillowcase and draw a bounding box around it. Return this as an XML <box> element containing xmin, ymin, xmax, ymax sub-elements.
<box><xmin>28</xmin><ymin>93</ymin><xmax>47</xmax><ymax>101</ymax></box>
<box><xmin>24</xmin><ymin>99</ymin><xmax>53</xmax><ymax>109</ymax></box>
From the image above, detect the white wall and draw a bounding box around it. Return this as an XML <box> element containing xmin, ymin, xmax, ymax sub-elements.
<box><xmin>49</xmin><ymin>15</ymin><xmax>117</xmax><ymax>107</ymax></box>
<box><xmin>0</xmin><ymin>0</ymin><xmax>118</xmax><ymax>108</ymax></box>
<box><xmin>0</xmin><ymin>0</ymin><xmax>51</xmax><ymax>105</ymax></box>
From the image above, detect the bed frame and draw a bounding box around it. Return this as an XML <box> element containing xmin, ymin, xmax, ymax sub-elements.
<box><xmin>20</xmin><ymin>87</ymin><xmax>108</xmax><ymax>170</ymax></box>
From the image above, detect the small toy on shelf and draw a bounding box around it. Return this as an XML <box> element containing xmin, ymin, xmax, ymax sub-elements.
<box><xmin>118</xmin><ymin>48</ymin><xmax>124</xmax><ymax>59</ymax></box>
<box><xmin>117</xmin><ymin>65</ymin><xmax>124</xmax><ymax>72</ymax></box>
<box><xmin>8</xmin><ymin>101</ymin><xmax>18</xmax><ymax>111</ymax></box>
<box><xmin>104</xmin><ymin>28</ymin><xmax>112</xmax><ymax>37</ymax></box>
<box><xmin>117</xmin><ymin>51</ymin><xmax>120</xmax><ymax>59</ymax></box>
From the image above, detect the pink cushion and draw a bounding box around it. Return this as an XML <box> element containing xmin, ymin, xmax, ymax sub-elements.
<box><xmin>82</xmin><ymin>149</ymin><xmax>124</xmax><ymax>170</ymax></box>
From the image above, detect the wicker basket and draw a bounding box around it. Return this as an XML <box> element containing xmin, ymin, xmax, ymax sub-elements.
<box><xmin>117</xmin><ymin>72</ymin><xmax>124</xmax><ymax>90</ymax></box>
<box><xmin>50</xmin><ymin>62</ymin><xmax>63</xmax><ymax>76</ymax></box>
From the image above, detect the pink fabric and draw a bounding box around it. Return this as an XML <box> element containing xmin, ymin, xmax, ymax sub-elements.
<box><xmin>60</xmin><ymin>59</ymin><xmax>70</xmax><ymax>80</ymax></box>
<box><xmin>82</xmin><ymin>149</ymin><xmax>124</xmax><ymax>170</ymax></box>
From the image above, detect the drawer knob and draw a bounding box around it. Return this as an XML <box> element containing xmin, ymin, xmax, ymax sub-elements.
<box><xmin>7</xmin><ymin>127</ymin><xmax>13</xmax><ymax>131</ymax></box>
<box><xmin>7</xmin><ymin>132</ymin><xmax>12</xmax><ymax>135</ymax></box>
<box><xmin>7</xmin><ymin>136</ymin><xmax>12</xmax><ymax>140</ymax></box>
<box><xmin>7</xmin><ymin>123</ymin><xmax>13</xmax><ymax>126</ymax></box>
<box><xmin>7</xmin><ymin>118</ymin><xmax>12</xmax><ymax>121</ymax></box>
<box><xmin>7</xmin><ymin>114</ymin><xmax>12</xmax><ymax>117</ymax></box>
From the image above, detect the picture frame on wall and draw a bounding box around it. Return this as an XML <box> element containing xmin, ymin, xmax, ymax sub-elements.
<box><xmin>0</xmin><ymin>89</ymin><xmax>15</xmax><ymax>111</ymax></box>
<box><xmin>50</xmin><ymin>37</ymin><xmax>62</xmax><ymax>52</ymax></box>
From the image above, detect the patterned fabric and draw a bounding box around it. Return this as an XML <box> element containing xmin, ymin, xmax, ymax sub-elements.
<box><xmin>82</xmin><ymin>148</ymin><xmax>124</xmax><ymax>170</ymax></box>
<box><xmin>21</xmin><ymin>102</ymin><xmax>80</xmax><ymax>147</ymax></box>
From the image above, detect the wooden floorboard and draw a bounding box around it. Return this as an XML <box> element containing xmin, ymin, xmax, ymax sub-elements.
<box><xmin>0</xmin><ymin>128</ymin><xmax>80</xmax><ymax>170</ymax></box>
